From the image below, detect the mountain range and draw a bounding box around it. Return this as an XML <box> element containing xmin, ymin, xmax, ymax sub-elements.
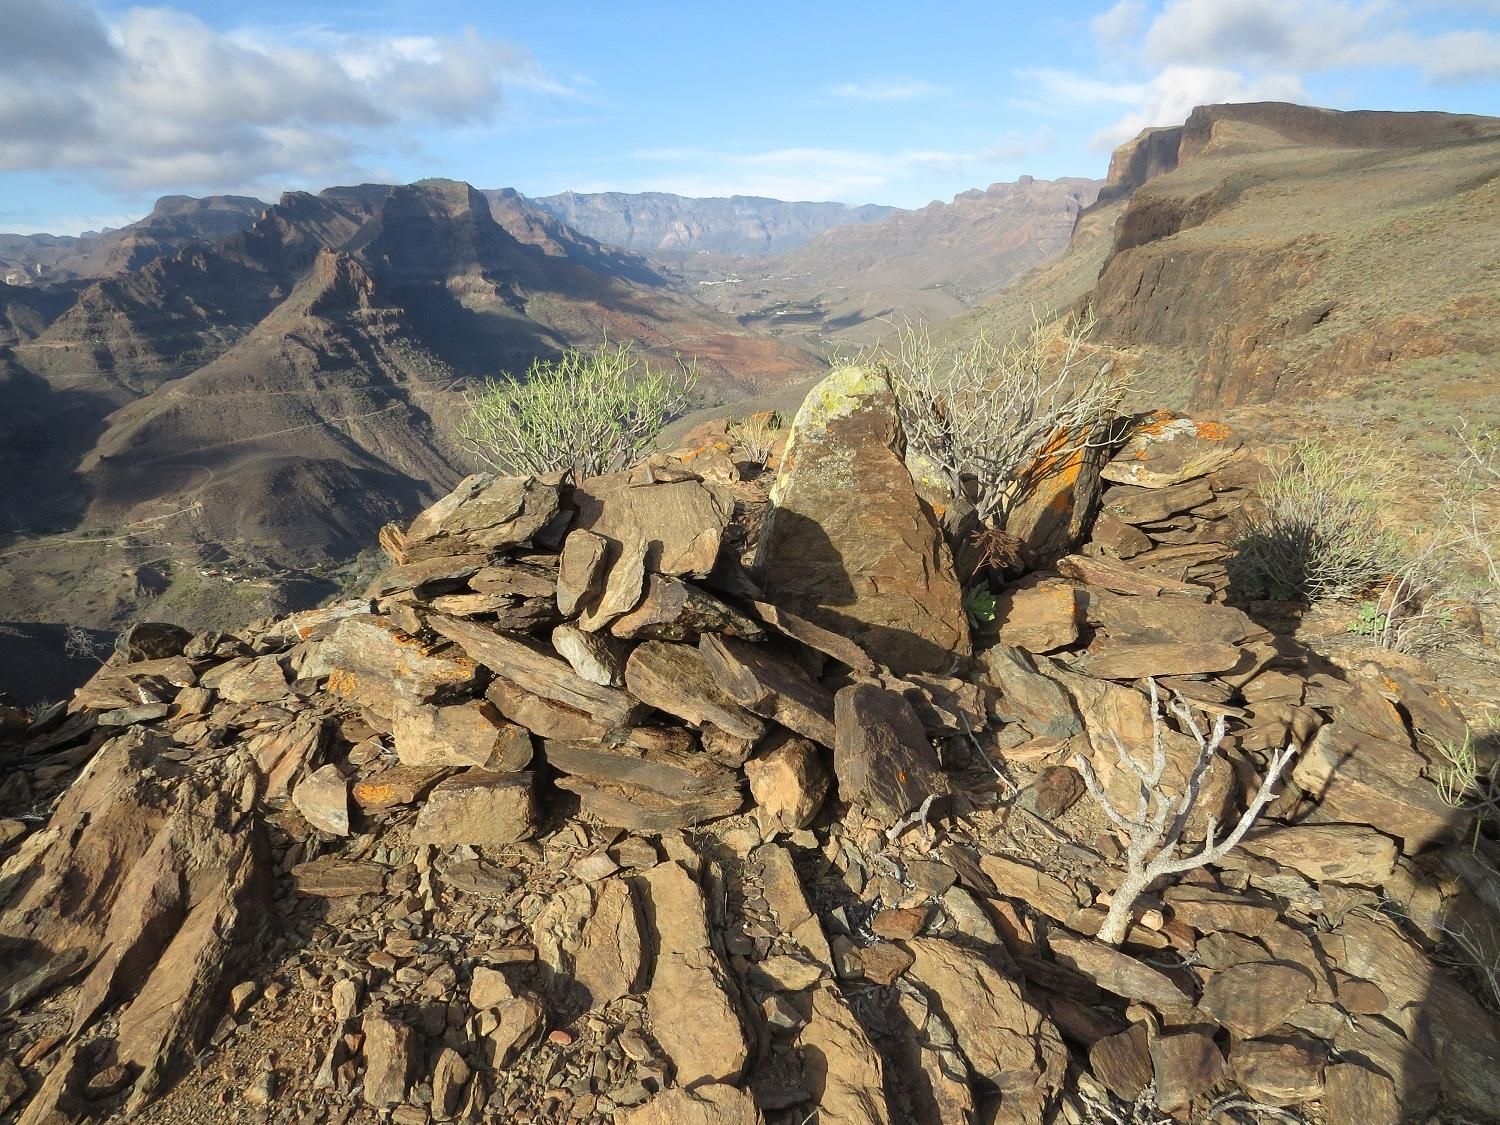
<box><xmin>2</xmin><ymin>100</ymin><xmax>1498</xmax><ymax>704</ymax></box>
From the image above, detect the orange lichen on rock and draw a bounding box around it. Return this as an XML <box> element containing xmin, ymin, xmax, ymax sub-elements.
<box><xmin>1195</xmin><ymin>420</ymin><xmax>1232</xmax><ymax>441</ymax></box>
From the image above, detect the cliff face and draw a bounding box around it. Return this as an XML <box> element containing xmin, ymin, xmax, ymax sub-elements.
<box><xmin>1081</xmin><ymin>103</ymin><xmax>1500</xmax><ymax>407</ymax></box>
<box><xmin>524</xmin><ymin>190</ymin><xmax>899</xmax><ymax>256</ymax></box>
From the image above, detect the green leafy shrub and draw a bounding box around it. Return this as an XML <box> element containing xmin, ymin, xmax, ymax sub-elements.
<box><xmin>457</xmin><ymin>341</ymin><xmax>697</xmax><ymax>478</ymax></box>
<box><xmin>1229</xmin><ymin>441</ymin><xmax>1404</xmax><ymax>602</ymax></box>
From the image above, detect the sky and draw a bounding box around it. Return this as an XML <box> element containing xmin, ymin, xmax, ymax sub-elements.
<box><xmin>1</xmin><ymin>0</ymin><xmax>1499</xmax><ymax>234</ymax></box>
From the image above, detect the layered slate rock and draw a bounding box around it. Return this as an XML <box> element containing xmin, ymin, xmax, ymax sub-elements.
<box><xmin>0</xmin><ymin>729</ymin><xmax>267</xmax><ymax>1117</ymax></box>
<box><xmin>301</xmin><ymin>614</ymin><xmax>478</xmax><ymax>717</ymax></box>
<box><xmin>398</xmin><ymin>472</ymin><xmax>562</xmax><ymax>560</ymax></box>
<box><xmin>833</xmin><ymin>683</ymin><xmax>947</xmax><ymax>822</ymax></box>
<box><xmin>758</xmin><ymin>365</ymin><xmax>968</xmax><ymax>675</ymax></box>
<box><xmin>638</xmin><ymin>861</ymin><xmax>748</xmax><ymax>1087</ymax></box>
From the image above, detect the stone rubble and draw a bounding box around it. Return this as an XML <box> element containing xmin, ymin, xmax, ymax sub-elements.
<box><xmin>0</xmin><ymin>378</ymin><xmax>1496</xmax><ymax>1125</ymax></box>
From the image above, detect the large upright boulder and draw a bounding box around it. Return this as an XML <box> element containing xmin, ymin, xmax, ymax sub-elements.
<box><xmin>758</xmin><ymin>366</ymin><xmax>968</xmax><ymax>676</ymax></box>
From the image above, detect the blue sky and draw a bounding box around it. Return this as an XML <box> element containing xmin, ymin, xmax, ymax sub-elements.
<box><xmin>2</xmin><ymin>0</ymin><xmax>1499</xmax><ymax>233</ymax></box>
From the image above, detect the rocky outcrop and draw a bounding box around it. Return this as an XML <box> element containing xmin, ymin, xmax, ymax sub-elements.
<box><xmin>0</xmin><ymin>398</ymin><xmax>1493</xmax><ymax>1125</ymax></box>
<box><xmin>759</xmin><ymin>366</ymin><xmax>969</xmax><ymax>675</ymax></box>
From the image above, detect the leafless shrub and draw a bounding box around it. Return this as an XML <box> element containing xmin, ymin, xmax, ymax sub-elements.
<box><xmin>1073</xmin><ymin>680</ymin><xmax>1300</xmax><ymax>945</ymax></box>
<box><xmin>727</xmin><ymin>411</ymin><xmax>780</xmax><ymax>469</ymax></box>
<box><xmin>64</xmin><ymin>624</ymin><xmax>109</xmax><ymax>664</ymax></box>
<box><xmin>872</xmin><ymin>312</ymin><xmax>1125</xmax><ymax>528</ymax></box>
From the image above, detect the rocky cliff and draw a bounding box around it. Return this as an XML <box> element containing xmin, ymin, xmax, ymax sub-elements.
<box><xmin>2</xmin><ymin>373</ymin><xmax>1495</xmax><ymax>1124</ymax></box>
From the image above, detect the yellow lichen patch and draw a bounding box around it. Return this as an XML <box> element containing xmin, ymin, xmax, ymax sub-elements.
<box><xmin>351</xmin><ymin>780</ymin><xmax>398</xmax><ymax>806</ymax></box>
<box><xmin>326</xmin><ymin>668</ymin><xmax>360</xmax><ymax>698</ymax></box>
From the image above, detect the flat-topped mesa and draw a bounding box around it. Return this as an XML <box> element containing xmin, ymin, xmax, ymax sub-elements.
<box><xmin>756</xmin><ymin>364</ymin><xmax>970</xmax><ymax>676</ymax></box>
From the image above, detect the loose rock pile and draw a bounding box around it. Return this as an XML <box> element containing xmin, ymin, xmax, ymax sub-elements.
<box><xmin>1</xmin><ymin>371</ymin><xmax>1498</xmax><ymax>1125</ymax></box>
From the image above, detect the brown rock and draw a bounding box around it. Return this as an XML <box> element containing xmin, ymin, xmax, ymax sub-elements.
<box><xmin>468</xmin><ymin>966</ymin><xmax>517</xmax><ymax>1009</ymax></box>
<box><xmin>1163</xmin><ymin>885</ymin><xmax>1279</xmax><ymax>936</ymax></box>
<box><xmin>1002</xmin><ymin>429</ymin><xmax>1111</xmax><ymax>564</ymax></box>
<box><xmin>1014</xmin><ymin>765</ymin><xmax>1084</xmax><ymax>820</ymax></box>
<box><xmin>1047</xmin><ymin>933</ymin><xmax>1194</xmax><ymax>1017</ymax></box>
<box><xmin>291</xmin><ymin>856</ymin><xmax>387</xmax><ymax>898</ymax></box>
<box><xmin>468</xmin><ymin>560</ymin><xmax>558</xmax><ymax>599</ymax></box>
<box><xmin>611</xmin><ymin>575</ymin><xmax>763</xmax><ymax>642</ymax></box>
<box><xmin>579</xmin><ymin>532</ymin><xmax>648</xmax><ymax>631</ymax></box>
<box><xmin>303</xmin><ymin>614</ymin><xmax>478</xmax><ymax>718</ymax></box>
<box><xmin>0</xmin><ymin>1057</ymin><xmax>25</xmax><ymax>1117</ymax></box>
<box><xmin>556</xmin><ymin>528</ymin><xmax>610</xmax><ymax>617</ymax></box>
<box><xmin>859</xmin><ymin>942</ymin><xmax>914</xmax><ymax>986</ymax></box>
<box><xmin>431</xmin><ymin>1047</ymin><xmax>470</xmax><ymax>1120</ymax></box>
<box><xmin>392</xmin><ymin>700</ymin><xmax>532</xmax><ymax>771</ymax></box>
<box><xmin>701</xmin><ymin>634</ymin><xmax>836</xmax><ymax>746</ymax></box>
<box><xmin>978</xmin><ymin>855</ymin><xmax>1083</xmax><ymax>925</ymax></box>
<box><xmin>1231</xmin><ymin>1037</ymin><xmax>1325</xmax><ymax>1105</ymax></box>
<box><xmin>796</xmin><ymin>983</ymin><xmax>892</xmax><ymax>1124</ymax></box>
<box><xmin>484</xmin><ymin>677</ymin><xmax>613</xmax><ymax>741</ymax></box>
<box><xmin>995</xmin><ymin>581</ymin><xmax>1081</xmax><ymax>653</ymax></box>
<box><xmin>744</xmin><ymin>732</ymin><xmax>830</xmax><ymax>833</ymax></box>
<box><xmin>1089</xmin><ymin>513</ymin><xmax>1152</xmax><ymax>559</ymax></box>
<box><xmin>1101</xmin><ymin>477</ymin><xmax>1215</xmax><ymax>525</ymax></box>
<box><xmin>1078</xmin><ymin>585</ymin><xmax>1261</xmax><ymax>646</ymax></box>
<box><xmin>554</xmin><ymin>775</ymin><xmax>742</xmax><ymax>831</ymax></box>
<box><xmin>1323</xmin><ymin>1062</ymin><xmax>1403</xmax><ymax>1125</ymax></box>
<box><xmin>1199</xmin><ymin>962</ymin><xmax>1313</xmax><ymax>1037</ymax></box>
<box><xmin>204</xmin><ymin>655</ymin><xmax>288</xmax><ymax>704</ymax></box>
<box><xmin>575</xmin><ymin>474</ymin><xmax>732</xmax><ymax>578</ymax></box>
<box><xmin>363</xmin><ymin>552</ymin><xmax>489</xmax><ymax>599</ymax></box>
<box><xmin>618</xmin><ymin>1084</ymin><xmax>764</xmax><ymax>1125</ymax></box>
<box><xmin>974</xmin><ymin>646</ymin><xmax>1083</xmax><ymax>740</ymax></box>
<box><xmin>543</xmin><ymin>739</ymin><xmax>742</xmax><ymax>815</ymax></box>
<box><xmin>291</xmin><ymin>764</ymin><xmax>350</xmax><ymax>836</ymax></box>
<box><xmin>624</xmin><ymin>641</ymin><xmax>765</xmax><ymax>741</ymax></box>
<box><xmin>488</xmin><ymin>996</ymin><xmax>545</xmax><ymax>1068</ymax></box>
<box><xmin>904</xmin><ymin>938</ymin><xmax>1067</xmax><ymax>1123</ymax></box>
<box><xmin>639</xmin><ymin>861</ymin><xmax>748</xmax><ymax>1086</ymax></box>
<box><xmin>1100</xmin><ymin>413</ymin><xmax>1242</xmax><ymax>488</ymax></box>
<box><xmin>429</xmin><ymin>614</ymin><xmax>642</xmax><ymax>732</ymax></box>
<box><xmin>0</xmin><ymin>730</ymin><xmax>266</xmax><ymax>1117</ymax></box>
<box><xmin>411</xmin><ymin>771</ymin><xmax>537</xmax><ymax>848</ymax></box>
<box><xmin>758</xmin><ymin>365</ymin><xmax>969</xmax><ymax>676</ymax></box>
<box><xmin>1240</xmin><ymin>825</ymin><xmax>1397</xmax><ymax>886</ymax></box>
<box><xmin>1075</xmin><ymin>641</ymin><xmax>1246</xmax><ymax>679</ymax></box>
<box><xmin>871</xmin><ymin>907</ymin><xmax>927</xmax><ymax>941</ymax></box>
<box><xmin>832</xmin><ymin>683</ymin><xmax>946</xmax><ymax>823</ymax></box>
<box><xmin>574</xmin><ymin>877</ymin><xmax>644</xmax><ymax>1008</ymax></box>
<box><xmin>1291</xmin><ymin>722</ymin><xmax>1455</xmax><ymax>853</ymax></box>
<box><xmin>1328</xmin><ymin>912</ymin><xmax>1500</xmax><ymax>1118</ymax></box>
<box><xmin>752</xmin><ymin>845</ymin><xmax>833</xmax><ymax>967</ymax></box>
<box><xmin>401</xmin><ymin>473</ymin><xmax>561</xmax><ymax>560</ymax></box>
<box><xmin>1150</xmin><ymin>1027</ymin><xmax>1225</xmax><ymax>1111</ymax></box>
<box><xmin>1055</xmin><ymin>553</ymin><xmax>1211</xmax><ymax>600</ymax></box>
<box><xmin>1089</xmin><ymin>1023</ymin><xmax>1153</xmax><ymax>1101</ymax></box>
<box><xmin>748</xmin><ymin>599</ymin><xmax>877</xmax><ymax>674</ymax></box>
<box><xmin>361</xmin><ymin>1014</ymin><xmax>415</xmax><ymax>1106</ymax></box>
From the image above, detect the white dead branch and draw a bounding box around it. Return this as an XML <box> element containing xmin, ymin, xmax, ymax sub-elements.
<box><xmin>1073</xmin><ymin>680</ymin><xmax>1300</xmax><ymax>946</ymax></box>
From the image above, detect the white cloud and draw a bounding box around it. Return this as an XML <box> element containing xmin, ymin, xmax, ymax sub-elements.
<box><xmin>602</xmin><ymin>133</ymin><xmax>1055</xmax><ymax>203</ymax></box>
<box><xmin>0</xmin><ymin>0</ymin><xmax>569</xmax><ymax>192</ymax></box>
<box><xmin>828</xmin><ymin>77</ymin><xmax>948</xmax><ymax>101</ymax></box>
<box><xmin>1139</xmin><ymin>0</ymin><xmax>1500</xmax><ymax>83</ymax></box>
<box><xmin>1024</xmin><ymin>65</ymin><xmax>1307</xmax><ymax>148</ymax></box>
<box><xmin>1091</xmin><ymin>0</ymin><xmax>1150</xmax><ymax>47</ymax></box>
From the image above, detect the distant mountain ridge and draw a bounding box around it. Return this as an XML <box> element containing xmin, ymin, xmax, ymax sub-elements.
<box><xmin>526</xmin><ymin>190</ymin><xmax>900</xmax><ymax>256</ymax></box>
<box><xmin>0</xmin><ymin>195</ymin><xmax>267</xmax><ymax>285</ymax></box>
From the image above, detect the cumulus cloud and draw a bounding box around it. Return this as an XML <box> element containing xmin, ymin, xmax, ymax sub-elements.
<box><xmin>1140</xmin><ymin>0</ymin><xmax>1500</xmax><ymax>83</ymax></box>
<box><xmin>1047</xmin><ymin>0</ymin><xmax>1500</xmax><ymax>151</ymax></box>
<box><xmin>828</xmin><ymin>77</ymin><xmax>948</xmax><ymax>101</ymax></box>
<box><xmin>1026</xmin><ymin>65</ymin><xmax>1307</xmax><ymax>147</ymax></box>
<box><xmin>598</xmin><ymin>132</ymin><xmax>1055</xmax><ymax>203</ymax></box>
<box><xmin>0</xmin><ymin>0</ymin><xmax>567</xmax><ymax>191</ymax></box>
